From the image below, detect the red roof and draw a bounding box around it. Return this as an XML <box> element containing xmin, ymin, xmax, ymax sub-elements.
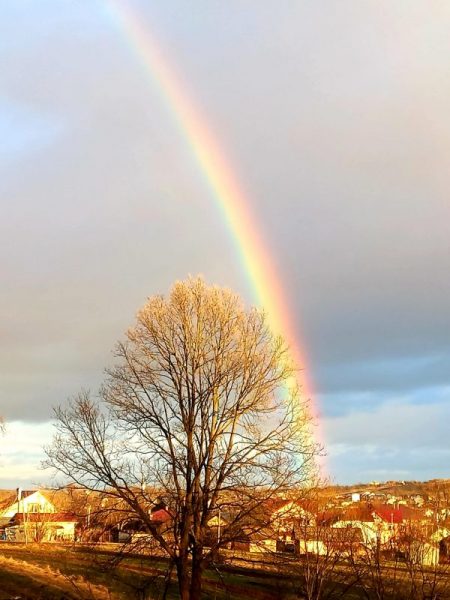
<box><xmin>373</xmin><ymin>505</ymin><xmax>425</xmax><ymax>523</ymax></box>
<box><xmin>373</xmin><ymin>507</ymin><xmax>403</xmax><ymax>524</ymax></box>
<box><xmin>337</xmin><ymin>503</ymin><xmax>426</xmax><ymax>525</ymax></box>
<box><xmin>339</xmin><ymin>505</ymin><xmax>376</xmax><ymax>523</ymax></box>
<box><xmin>398</xmin><ymin>506</ymin><xmax>425</xmax><ymax>521</ymax></box>
<box><xmin>150</xmin><ymin>509</ymin><xmax>171</xmax><ymax>523</ymax></box>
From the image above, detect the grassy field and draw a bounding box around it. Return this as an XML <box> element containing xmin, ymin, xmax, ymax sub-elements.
<box><xmin>0</xmin><ymin>543</ymin><xmax>447</xmax><ymax>599</ymax></box>
<box><xmin>0</xmin><ymin>543</ymin><xmax>303</xmax><ymax>600</ymax></box>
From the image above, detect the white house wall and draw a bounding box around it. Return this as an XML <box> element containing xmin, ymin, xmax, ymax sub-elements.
<box><xmin>0</xmin><ymin>491</ymin><xmax>56</xmax><ymax>518</ymax></box>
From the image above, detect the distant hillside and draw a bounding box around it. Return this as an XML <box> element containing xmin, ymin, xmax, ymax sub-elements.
<box><xmin>322</xmin><ymin>479</ymin><xmax>450</xmax><ymax>499</ymax></box>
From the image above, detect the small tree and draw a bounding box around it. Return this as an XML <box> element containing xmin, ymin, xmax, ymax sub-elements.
<box><xmin>292</xmin><ymin>486</ymin><xmax>359</xmax><ymax>600</ymax></box>
<box><xmin>398</xmin><ymin>492</ymin><xmax>450</xmax><ymax>600</ymax></box>
<box><xmin>45</xmin><ymin>278</ymin><xmax>316</xmax><ymax>600</ymax></box>
<box><xmin>348</xmin><ymin>532</ymin><xmax>405</xmax><ymax>600</ymax></box>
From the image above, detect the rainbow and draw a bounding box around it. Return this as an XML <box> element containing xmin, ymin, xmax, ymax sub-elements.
<box><xmin>102</xmin><ymin>0</ymin><xmax>324</xmax><ymax>461</ymax></box>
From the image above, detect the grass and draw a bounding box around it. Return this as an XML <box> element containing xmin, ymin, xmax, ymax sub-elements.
<box><xmin>1</xmin><ymin>543</ymin><xmax>447</xmax><ymax>599</ymax></box>
<box><xmin>0</xmin><ymin>543</ymin><xmax>300</xmax><ymax>599</ymax></box>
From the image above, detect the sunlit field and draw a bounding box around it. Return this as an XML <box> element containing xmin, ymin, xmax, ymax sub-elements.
<box><xmin>0</xmin><ymin>543</ymin><xmax>449</xmax><ymax>600</ymax></box>
<box><xmin>0</xmin><ymin>543</ymin><xmax>299</xmax><ymax>600</ymax></box>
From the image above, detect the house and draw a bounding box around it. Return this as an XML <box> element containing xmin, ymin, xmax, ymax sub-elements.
<box><xmin>294</xmin><ymin>525</ymin><xmax>363</xmax><ymax>556</ymax></box>
<box><xmin>0</xmin><ymin>489</ymin><xmax>56</xmax><ymax>524</ymax></box>
<box><xmin>332</xmin><ymin>503</ymin><xmax>428</xmax><ymax>547</ymax></box>
<box><xmin>332</xmin><ymin>504</ymin><xmax>382</xmax><ymax>545</ymax></box>
<box><xmin>205</xmin><ymin>511</ymin><xmax>229</xmax><ymax>548</ymax></box>
<box><xmin>230</xmin><ymin>526</ymin><xmax>277</xmax><ymax>553</ymax></box>
<box><xmin>207</xmin><ymin>513</ymin><xmax>228</xmax><ymax>529</ymax></box>
<box><xmin>0</xmin><ymin>489</ymin><xmax>78</xmax><ymax>542</ymax></box>
<box><xmin>112</xmin><ymin>501</ymin><xmax>173</xmax><ymax>546</ymax></box>
<box><xmin>149</xmin><ymin>505</ymin><xmax>172</xmax><ymax>535</ymax></box>
<box><xmin>265</xmin><ymin>498</ymin><xmax>317</xmax><ymax>546</ymax></box>
<box><xmin>6</xmin><ymin>512</ymin><xmax>78</xmax><ymax>542</ymax></box>
<box><xmin>229</xmin><ymin>497</ymin><xmax>332</xmax><ymax>554</ymax></box>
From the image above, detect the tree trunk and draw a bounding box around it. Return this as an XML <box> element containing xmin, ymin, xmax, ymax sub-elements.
<box><xmin>190</xmin><ymin>548</ymin><xmax>203</xmax><ymax>600</ymax></box>
<box><xmin>176</xmin><ymin>551</ymin><xmax>203</xmax><ymax>600</ymax></box>
<box><xmin>176</xmin><ymin>557</ymin><xmax>190</xmax><ymax>600</ymax></box>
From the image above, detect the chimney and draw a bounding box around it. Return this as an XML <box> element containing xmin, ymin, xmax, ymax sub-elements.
<box><xmin>16</xmin><ymin>488</ymin><xmax>22</xmax><ymax>502</ymax></box>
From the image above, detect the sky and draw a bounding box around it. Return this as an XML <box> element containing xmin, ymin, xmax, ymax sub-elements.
<box><xmin>1</xmin><ymin>0</ymin><xmax>450</xmax><ymax>487</ymax></box>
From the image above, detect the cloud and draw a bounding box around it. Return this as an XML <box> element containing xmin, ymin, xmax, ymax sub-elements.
<box><xmin>0</xmin><ymin>99</ymin><xmax>65</xmax><ymax>163</ymax></box>
<box><xmin>317</xmin><ymin>356</ymin><xmax>450</xmax><ymax>402</ymax></box>
<box><xmin>323</xmin><ymin>398</ymin><xmax>450</xmax><ymax>482</ymax></box>
<box><xmin>0</xmin><ymin>421</ymin><xmax>54</xmax><ymax>488</ymax></box>
<box><xmin>1</xmin><ymin>1</ymin><xmax>450</xmax><ymax>481</ymax></box>
<box><xmin>325</xmin><ymin>398</ymin><xmax>450</xmax><ymax>448</ymax></box>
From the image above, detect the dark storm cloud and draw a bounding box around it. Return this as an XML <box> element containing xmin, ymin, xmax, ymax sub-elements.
<box><xmin>316</xmin><ymin>353</ymin><xmax>450</xmax><ymax>400</ymax></box>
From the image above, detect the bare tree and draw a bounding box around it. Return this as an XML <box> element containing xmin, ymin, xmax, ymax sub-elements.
<box><xmin>45</xmin><ymin>277</ymin><xmax>317</xmax><ymax>600</ymax></box>
<box><xmin>290</xmin><ymin>486</ymin><xmax>359</xmax><ymax>600</ymax></box>
<box><xmin>397</xmin><ymin>489</ymin><xmax>450</xmax><ymax>600</ymax></box>
<box><xmin>348</xmin><ymin>535</ymin><xmax>404</xmax><ymax>600</ymax></box>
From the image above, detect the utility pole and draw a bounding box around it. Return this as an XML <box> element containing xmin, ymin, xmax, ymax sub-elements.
<box><xmin>17</xmin><ymin>488</ymin><xmax>28</xmax><ymax>544</ymax></box>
